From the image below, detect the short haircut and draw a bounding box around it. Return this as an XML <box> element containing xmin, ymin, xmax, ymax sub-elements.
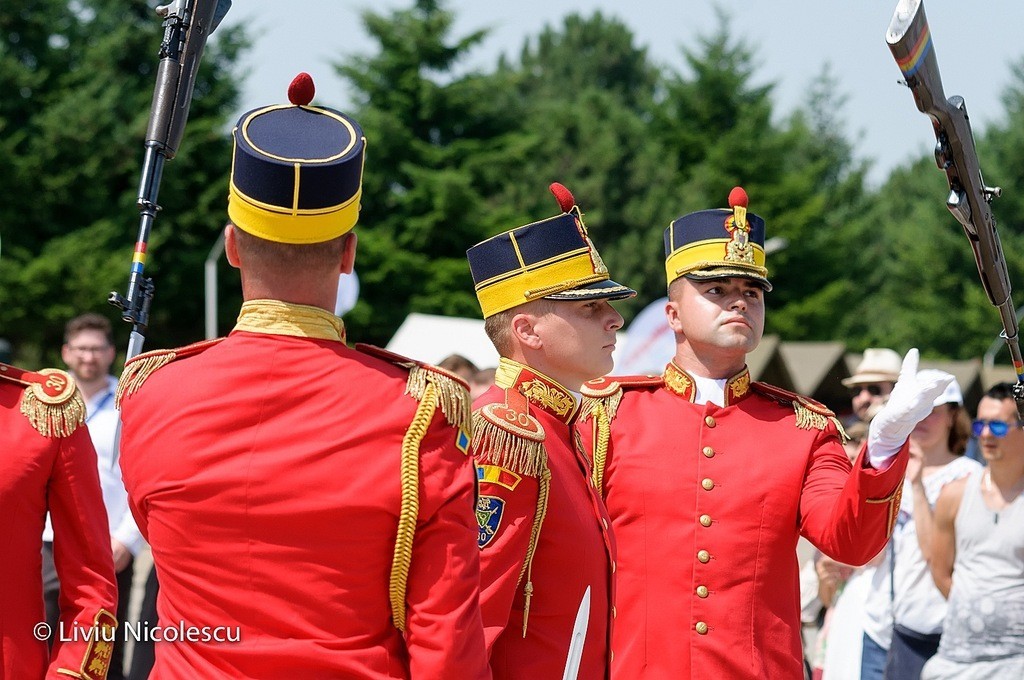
<box><xmin>64</xmin><ymin>313</ymin><xmax>113</xmax><ymax>345</ymax></box>
<box><xmin>437</xmin><ymin>354</ymin><xmax>478</xmax><ymax>380</ymax></box>
<box><xmin>483</xmin><ymin>299</ymin><xmax>555</xmax><ymax>356</ymax></box>
<box><xmin>232</xmin><ymin>224</ymin><xmax>349</xmax><ymax>272</ymax></box>
<box><xmin>984</xmin><ymin>382</ymin><xmax>1018</xmax><ymax>402</ymax></box>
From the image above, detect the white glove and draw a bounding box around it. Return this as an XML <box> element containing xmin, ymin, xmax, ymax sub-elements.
<box><xmin>866</xmin><ymin>348</ymin><xmax>954</xmax><ymax>468</ymax></box>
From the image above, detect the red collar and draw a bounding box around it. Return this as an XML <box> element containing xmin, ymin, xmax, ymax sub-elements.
<box><xmin>494</xmin><ymin>358</ymin><xmax>579</xmax><ymax>425</ymax></box>
<box><xmin>662</xmin><ymin>362</ymin><xmax>752</xmax><ymax>406</ymax></box>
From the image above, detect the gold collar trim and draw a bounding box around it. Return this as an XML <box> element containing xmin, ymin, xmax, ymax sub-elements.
<box><xmin>494</xmin><ymin>357</ymin><xmax>578</xmax><ymax>424</ymax></box>
<box><xmin>234</xmin><ymin>299</ymin><xmax>346</xmax><ymax>342</ymax></box>
<box><xmin>663</xmin><ymin>362</ymin><xmax>751</xmax><ymax>406</ymax></box>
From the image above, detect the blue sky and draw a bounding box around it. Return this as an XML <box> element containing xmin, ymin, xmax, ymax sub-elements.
<box><xmin>218</xmin><ymin>1</ymin><xmax>1024</xmax><ymax>186</ymax></box>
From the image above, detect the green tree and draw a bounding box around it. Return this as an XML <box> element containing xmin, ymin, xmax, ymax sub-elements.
<box><xmin>335</xmin><ymin>0</ymin><xmax>522</xmax><ymax>343</ymax></box>
<box><xmin>0</xmin><ymin>0</ymin><xmax>248</xmax><ymax>365</ymax></box>
<box><xmin>493</xmin><ymin>12</ymin><xmax>676</xmax><ymax>316</ymax></box>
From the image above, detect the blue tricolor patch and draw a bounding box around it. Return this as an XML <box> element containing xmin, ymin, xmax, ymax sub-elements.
<box><xmin>476</xmin><ymin>495</ymin><xmax>504</xmax><ymax>548</ymax></box>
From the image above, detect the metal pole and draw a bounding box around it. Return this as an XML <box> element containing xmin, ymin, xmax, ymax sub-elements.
<box><xmin>204</xmin><ymin>231</ymin><xmax>225</xmax><ymax>339</ymax></box>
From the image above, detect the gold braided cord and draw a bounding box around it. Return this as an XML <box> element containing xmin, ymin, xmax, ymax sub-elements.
<box><xmin>389</xmin><ymin>382</ymin><xmax>435</xmax><ymax>631</ymax></box>
<box><xmin>470</xmin><ymin>412</ymin><xmax>547</xmax><ymax>477</ymax></box>
<box><xmin>20</xmin><ymin>388</ymin><xmax>86</xmax><ymax>438</ymax></box>
<box><xmin>591</xmin><ymin>403</ymin><xmax>610</xmax><ymax>496</ymax></box>
<box><xmin>519</xmin><ymin>467</ymin><xmax>551</xmax><ymax>638</ymax></box>
<box><xmin>115</xmin><ymin>351</ymin><xmax>176</xmax><ymax>407</ymax></box>
<box><xmin>578</xmin><ymin>388</ymin><xmax>622</xmax><ymax>423</ymax></box>
<box><xmin>406</xmin><ymin>366</ymin><xmax>471</xmax><ymax>432</ymax></box>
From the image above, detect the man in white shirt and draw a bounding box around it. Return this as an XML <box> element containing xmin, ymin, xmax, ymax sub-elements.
<box><xmin>43</xmin><ymin>312</ymin><xmax>144</xmax><ymax>680</ymax></box>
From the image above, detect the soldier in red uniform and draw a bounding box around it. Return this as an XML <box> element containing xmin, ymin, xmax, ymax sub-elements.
<box><xmin>466</xmin><ymin>183</ymin><xmax>635</xmax><ymax>679</ymax></box>
<box><xmin>579</xmin><ymin>187</ymin><xmax>952</xmax><ymax>678</ymax></box>
<box><xmin>0</xmin><ymin>362</ymin><xmax>117</xmax><ymax>679</ymax></box>
<box><xmin>117</xmin><ymin>74</ymin><xmax>488</xmax><ymax>679</ymax></box>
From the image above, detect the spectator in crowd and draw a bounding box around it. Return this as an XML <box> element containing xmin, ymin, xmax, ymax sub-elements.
<box><xmin>43</xmin><ymin>312</ymin><xmax>144</xmax><ymax>680</ymax></box>
<box><xmin>922</xmin><ymin>382</ymin><xmax>1024</xmax><ymax>680</ymax></box>
<box><xmin>861</xmin><ymin>372</ymin><xmax>979</xmax><ymax>680</ymax></box>
<box><xmin>469</xmin><ymin>367</ymin><xmax>496</xmax><ymax>400</ymax></box>
<box><xmin>437</xmin><ymin>353</ymin><xmax>479</xmax><ymax>382</ymax></box>
<box><xmin>843</xmin><ymin>348</ymin><xmax>902</xmax><ymax>426</ymax></box>
<box><xmin>811</xmin><ymin>421</ymin><xmax>878</xmax><ymax>680</ymax></box>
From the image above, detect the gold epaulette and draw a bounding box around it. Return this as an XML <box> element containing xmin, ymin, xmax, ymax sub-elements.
<box><xmin>116</xmin><ymin>338</ymin><xmax>225</xmax><ymax>407</ymax></box>
<box><xmin>355</xmin><ymin>344</ymin><xmax>471</xmax><ymax>432</ymax></box>
<box><xmin>354</xmin><ymin>344</ymin><xmax>472</xmax><ymax>633</ymax></box>
<box><xmin>752</xmin><ymin>382</ymin><xmax>849</xmax><ymax>442</ymax></box>
<box><xmin>0</xmin><ymin>363</ymin><xmax>86</xmax><ymax>437</ymax></box>
<box><xmin>579</xmin><ymin>374</ymin><xmax>661</xmax><ymax>421</ymax></box>
<box><xmin>471</xmin><ymin>401</ymin><xmax>547</xmax><ymax>478</ymax></box>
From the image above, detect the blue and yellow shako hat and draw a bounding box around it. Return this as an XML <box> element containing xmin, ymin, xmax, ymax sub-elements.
<box><xmin>467</xmin><ymin>183</ymin><xmax>636</xmax><ymax>318</ymax></box>
<box><xmin>228</xmin><ymin>72</ymin><xmax>366</xmax><ymax>244</ymax></box>
<box><xmin>664</xmin><ymin>186</ymin><xmax>772</xmax><ymax>291</ymax></box>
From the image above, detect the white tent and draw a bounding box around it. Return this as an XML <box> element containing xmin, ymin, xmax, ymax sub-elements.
<box><xmin>386</xmin><ymin>312</ymin><xmax>633</xmax><ymax>372</ymax></box>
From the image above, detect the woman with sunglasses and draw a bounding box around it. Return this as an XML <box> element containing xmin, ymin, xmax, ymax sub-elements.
<box><xmin>877</xmin><ymin>371</ymin><xmax>981</xmax><ymax>680</ymax></box>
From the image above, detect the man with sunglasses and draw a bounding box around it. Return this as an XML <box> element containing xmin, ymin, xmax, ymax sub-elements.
<box><xmin>843</xmin><ymin>348</ymin><xmax>903</xmax><ymax>425</ymax></box>
<box><xmin>923</xmin><ymin>383</ymin><xmax>1024</xmax><ymax>679</ymax></box>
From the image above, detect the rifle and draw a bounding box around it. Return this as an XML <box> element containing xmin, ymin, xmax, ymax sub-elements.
<box><xmin>886</xmin><ymin>0</ymin><xmax>1024</xmax><ymax>411</ymax></box>
<box><xmin>109</xmin><ymin>0</ymin><xmax>232</xmax><ymax>360</ymax></box>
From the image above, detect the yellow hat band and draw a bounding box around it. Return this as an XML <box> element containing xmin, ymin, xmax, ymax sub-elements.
<box><xmin>476</xmin><ymin>250</ymin><xmax>607</xmax><ymax>318</ymax></box>
<box><xmin>665</xmin><ymin>238</ymin><xmax>767</xmax><ymax>283</ymax></box>
<box><xmin>228</xmin><ymin>182</ymin><xmax>361</xmax><ymax>244</ymax></box>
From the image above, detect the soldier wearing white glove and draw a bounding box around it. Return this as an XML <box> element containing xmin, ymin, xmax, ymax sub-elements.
<box><xmin>867</xmin><ymin>348</ymin><xmax>954</xmax><ymax>469</ymax></box>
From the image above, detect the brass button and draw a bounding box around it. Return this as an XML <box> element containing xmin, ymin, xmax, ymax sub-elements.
<box><xmin>696</xmin><ymin>621</ymin><xmax>709</xmax><ymax>635</ymax></box>
<box><xmin>612</xmin><ymin>606</ymin><xmax>617</xmax><ymax>618</ymax></box>
<box><xmin>696</xmin><ymin>585</ymin><xmax>709</xmax><ymax>598</ymax></box>
<box><xmin>702</xmin><ymin>446</ymin><xmax>715</xmax><ymax>458</ymax></box>
<box><xmin>697</xmin><ymin>549</ymin><xmax>711</xmax><ymax>563</ymax></box>
<box><xmin>704</xmin><ymin>415</ymin><xmax>716</xmax><ymax>427</ymax></box>
<box><xmin>699</xmin><ymin>514</ymin><xmax>712</xmax><ymax>527</ymax></box>
<box><xmin>701</xmin><ymin>478</ymin><xmax>714</xmax><ymax>491</ymax></box>
<box><xmin>612</xmin><ymin>561</ymin><xmax>616</xmax><ymax>573</ymax></box>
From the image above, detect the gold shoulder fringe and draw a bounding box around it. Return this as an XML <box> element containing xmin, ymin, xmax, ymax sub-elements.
<box><xmin>406</xmin><ymin>366</ymin><xmax>471</xmax><ymax>432</ymax></box>
<box><xmin>20</xmin><ymin>383</ymin><xmax>86</xmax><ymax>438</ymax></box>
<box><xmin>793</xmin><ymin>401</ymin><xmax>850</xmax><ymax>443</ymax></box>
<box><xmin>115</xmin><ymin>338</ymin><xmax>225</xmax><ymax>407</ymax></box>
<box><xmin>470</xmin><ymin>410</ymin><xmax>547</xmax><ymax>478</ymax></box>
<box><xmin>116</xmin><ymin>350</ymin><xmax>176</xmax><ymax>407</ymax></box>
<box><xmin>579</xmin><ymin>388</ymin><xmax>623</xmax><ymax>422</ymax></box>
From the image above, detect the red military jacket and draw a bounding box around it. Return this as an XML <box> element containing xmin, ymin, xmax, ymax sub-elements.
<box><xmin>578</xmin><ymin>362</ymin><xmax>906</xmax><ymax>679</ymax></box>
<box><xmin>473</xmin><ymin>358</ymin><xmax>615</xmax><ymax>679</ymax></box>
<box><xmin>117</xmin><ymin>300</ymin><xmax>489</xmax><ymax>679</ymax></box>
<box><xmin>0</xmin><ymin>365</ymin><xmax>117</xmax><ymax>679</ymax></box>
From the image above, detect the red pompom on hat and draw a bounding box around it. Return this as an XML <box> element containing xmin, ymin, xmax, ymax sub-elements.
<box><xmin>549</xmin><ymin>182</ymin><xmax>576</xmax><ymax>214</ymax></box>
<box><xmin>728</xmin><ymin>186</ymin><xmax>748</xmax><ymax>208</ymax></box>
<box><xmin>288</xmin><ymin>72</ymin><xmax>315</xmax><ymax>106</ymax></box>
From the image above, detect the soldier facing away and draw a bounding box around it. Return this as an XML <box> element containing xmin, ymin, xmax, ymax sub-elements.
<box><xmin>117</xmin><ymin>74</ymin><xmax>489</xmax><ymax>679</ymax></box>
